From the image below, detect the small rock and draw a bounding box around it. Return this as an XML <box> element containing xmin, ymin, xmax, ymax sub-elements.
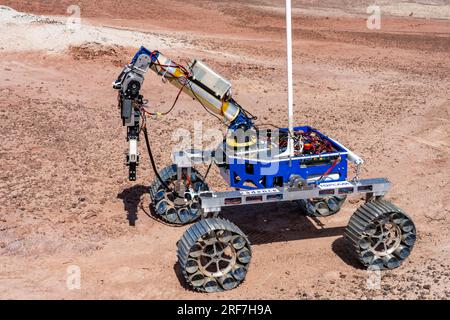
<box><xmin>84</xmin><ymin>212</ymin><xmax>96</xmax><ymax>220</ymax></box>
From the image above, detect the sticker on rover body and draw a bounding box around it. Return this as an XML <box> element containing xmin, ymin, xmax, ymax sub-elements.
<box><xmin>240</xmin><ymin>188</ymin><xmax>279</xmax><ymax>196</ymax></box>
<box><xmin>318</xmin><ymin>181</ymin><xmax>354</xmax><ymax>190</ymax></box>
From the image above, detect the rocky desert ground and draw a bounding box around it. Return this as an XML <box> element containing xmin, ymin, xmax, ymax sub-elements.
<box><xmin>0</xmin><ymin>1</ymin><xmax>449</xmax><ymax>299</ymax></box>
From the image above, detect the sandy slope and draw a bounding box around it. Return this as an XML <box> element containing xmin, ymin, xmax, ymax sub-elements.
<box><xmin>0</xmin><ymin>1</ymin><xmax>449</xmax><ymax>299</ymax></box>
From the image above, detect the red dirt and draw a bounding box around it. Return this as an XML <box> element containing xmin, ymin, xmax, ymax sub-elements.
<box><xmin>0</xmin><ymin>1</ymin><xmax>449</xmax><ymax>299</ymax></box>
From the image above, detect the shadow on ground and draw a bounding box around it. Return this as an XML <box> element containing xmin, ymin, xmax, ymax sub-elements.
<box><xmin>117</xmin><ymin>185</ymin><xmax>149</xmax><ymax>226</ymax></box>
<box><xmin>220</xmin><ymin>202</ymin><xmax>347</xmax><ymax>245</ymax></box>
<box><xmin>118</xmin><ymin>185</ymin><xmax>349</xmax><ymax>243</ymax></box>
<box><xmin>117</xmin><ymin>185</ymin><xmax>363</xmax><ymax>281</ymax></box>
<box><xmin>332</xmin><ymin>236</ymin><xmax>364</xmax><ymax>269</ymax></box>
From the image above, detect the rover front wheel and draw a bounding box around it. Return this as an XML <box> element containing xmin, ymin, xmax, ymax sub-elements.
<box><xmin>177</xmin><ymin>218</ymin><xmax>252</xmax><ymax>293</ymax></box>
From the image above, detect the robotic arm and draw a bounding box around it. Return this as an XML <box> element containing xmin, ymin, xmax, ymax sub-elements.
<box><xmin>113</xmin><ymin>46</ymin><xmax>254</xmax><ymax>180</ymax></box>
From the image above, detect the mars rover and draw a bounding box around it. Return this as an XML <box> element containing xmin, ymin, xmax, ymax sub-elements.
<box><xmin>112</xmin><ymin>1</ymin><xmax>416</xmax><ymax>293</ymax></box>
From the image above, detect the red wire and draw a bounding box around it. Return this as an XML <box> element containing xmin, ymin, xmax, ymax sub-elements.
<box><xmin>150</xmin><ymin>50</ymin><xmax>190</xmax><ymax>78</ymax></box>
<box><xmin>318</xmin><ymin>157</ymin><xmax>340</xmax><ymax>182</ymax></box>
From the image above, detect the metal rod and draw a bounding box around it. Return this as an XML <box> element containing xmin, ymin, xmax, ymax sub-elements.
<box><xmin>286</xmin><ymin>0</ymin><xmax>294</xmax><ymax>155</ymax></box>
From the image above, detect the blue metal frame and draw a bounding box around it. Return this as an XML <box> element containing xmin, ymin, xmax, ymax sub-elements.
<box><xmin>226</xmin><ymin>126</ymin><xmax>349</xmax><ymax>190</ymax></box>
<box><xmin>131</xmin><ymin>46</ymin><xmax>159</xmax><ymax>65</ymax></box>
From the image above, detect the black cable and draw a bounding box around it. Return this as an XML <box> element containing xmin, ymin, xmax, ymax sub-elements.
<box><xmin>232</xmin><ymin>99</ymin><xmax>258</xmax><ymax>123</ymax></box>
<box><xmin>204</xmin><ymin>161</ymin><xmax>213</xmax><ymax>181</ymax></box>
<box><xmin>159</xmin><ymin>82</ymin><xmax>186</xmax><ymax>116</ymax></box>
<box><xmin>143</xmin><ymin>125</ymin><xmax>178</xmax><ymax>196</ymax></box>
<box><xmin>139</xmin><ymin>202</ymin><xmax>185</xmax><ymax>228</ymax></box>
<box><xmin>187</xmin><ymin>82</ymin><xmax>228</xmax><ymax>126</ymax></box>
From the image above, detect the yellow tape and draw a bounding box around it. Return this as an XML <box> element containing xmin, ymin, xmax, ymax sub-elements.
<box><xmin>221</xmin><ymin>101</ymin><xmax>229</xmax><ymax>115</ymax></box>
<box><xmin>173</xmin><ymin>69</ymin><xmax>184</xmax><ymax>78</ymax></box>
<box><xmin>226</xmin><ymin>136</ymin><xmax>257</xmax><ymax>148</ymax></box>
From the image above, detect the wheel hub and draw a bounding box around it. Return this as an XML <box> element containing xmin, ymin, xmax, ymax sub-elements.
<box><xmin>198</xmin><ymin>234</ymin><xmax>237</xmax><ymax>278</ymax></box>
<box><xmin>368</xmin><ymin>220</ymin><xmax>402</xmax><ymax>256</ymax></box>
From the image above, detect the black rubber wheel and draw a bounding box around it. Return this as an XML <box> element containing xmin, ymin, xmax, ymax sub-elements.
<box><xmin>298</xmin><ymin>195</ymin><xmax>347</xmax><ymax>217</ymax></box>
<box><xmin>345</xmin><ymin>200</ymin><xmax>416</xmax><ymax>270</ymax></box>
<box><xmin>177</xmin><ymin>218</ymin><xmax>252</xmax><ymax>293</ymax></box>
<box><xmin>150</xmin><ymin>164</ymin><xmax>209</xmax><ymax>225</ymax></box>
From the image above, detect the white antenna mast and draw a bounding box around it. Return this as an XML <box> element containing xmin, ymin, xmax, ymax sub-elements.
<box><xmin>278</xmin><ymin>0</ymin><xmax>295</xmax><ymax>158</ymax></box>
<box><xmin>286</xmin><ymin>0</ymin><xmax>294</xmax><ymax>138</ymax></box>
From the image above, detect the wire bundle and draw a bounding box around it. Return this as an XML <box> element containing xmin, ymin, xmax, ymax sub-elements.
<box><xmin>278</xmin><ymin>130</ymin><xmax>335</xmax><ymax>156</ymax></box>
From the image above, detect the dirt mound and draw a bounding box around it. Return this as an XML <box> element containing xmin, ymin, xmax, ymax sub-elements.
<box><xmin>68</xmin><ymin>42</ymin><xmax>130</xmax><ymax>66</ymax></box>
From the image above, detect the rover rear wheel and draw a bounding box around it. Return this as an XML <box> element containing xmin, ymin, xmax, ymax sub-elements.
<box><xmin>150</xmin><ymin>164</ymin><xmax>208</xmax><ymax>225</ymax></box>
<box><xmin>345</xmin><ymin>200</ymin><xmax>416</xmax><ymax>270</ymax></box>
<box><xmin>298</xmin><ymin>195</ymin><xmax>347</xmax><ymax>217</ymax></box>
<box><xmin>177</xmin><ymin>218</ymin><xmax>252</xmax><ymax>293</ymax></box>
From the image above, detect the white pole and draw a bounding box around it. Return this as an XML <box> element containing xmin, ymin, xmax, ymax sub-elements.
<box><xmin>286</xmin><ymin>0</ymin><xmax>294</xmax><ymax>155</ymax></box>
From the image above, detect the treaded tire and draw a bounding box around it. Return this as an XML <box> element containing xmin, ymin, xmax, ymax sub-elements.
<box><xmin>177</xmin><ymin>218</ymin><xmax>252</xmax><ymax>293</ymax></box>
<box><xmin>345</xmin><ymin>200</ymin><xmax>416</xmax><ymax>270</ymax></box>
<box><xmin>149</xmin><ymin>164</ymin><xmax>208</xmax><ymax>225</ymax></box>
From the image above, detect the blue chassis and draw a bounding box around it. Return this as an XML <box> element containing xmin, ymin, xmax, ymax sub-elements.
<box><xmin>225</xmin><ymin>126</ymin><xmax>349</xmax><ymax>190</ymax></box>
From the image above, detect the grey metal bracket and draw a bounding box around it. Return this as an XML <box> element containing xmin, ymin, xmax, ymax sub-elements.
<box><xmin>199</xmin><ymin>178</ymin><xmax>391</xmax><ymax>213</ymax></box>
